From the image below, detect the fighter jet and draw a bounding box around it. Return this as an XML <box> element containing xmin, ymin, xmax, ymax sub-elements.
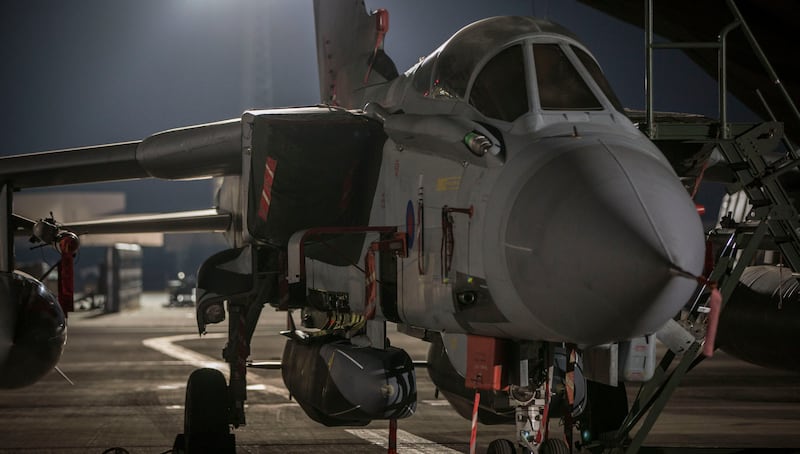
<box><xmin>0</xmin><ymin>1</ymin><xmax>723</xmax><ymax>452</ymax></box>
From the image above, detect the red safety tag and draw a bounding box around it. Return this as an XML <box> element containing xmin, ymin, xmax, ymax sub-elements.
<box><xmin>57</xmin><ymin>233</ymin><xmax>80</xmax><ymax>316</ymax></box>
<box><xmin>703</xmin><ymin>286</ymin><xmax>723</xmax><ymax>357</ymax></box>
<box><xmin>469</xmin><ymin>390</ymin><xmax>480</xmax><ymax>454</ymax></box>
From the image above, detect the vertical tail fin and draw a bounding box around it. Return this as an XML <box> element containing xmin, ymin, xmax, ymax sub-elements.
<box><xmin>313</xmin><ymin>0</ymin><xmax>398</xmax><ymax>109</ymax></box>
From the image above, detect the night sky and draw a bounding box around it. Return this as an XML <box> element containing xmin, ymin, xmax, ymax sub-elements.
<box><xmin>1</xmin><ymin>0</ymin><xmax>754</xmax><ymax>286</ymax></box>
<box><xmin>2</xmin><ymin>0</ymin><xmax>755</xmax><ymax>157</ymax></box>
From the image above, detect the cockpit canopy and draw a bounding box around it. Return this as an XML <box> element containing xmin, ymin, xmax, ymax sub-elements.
<box><xmin>411</xmin><ymin>16</ymin><xmax>623</xmax><ymax>122</ymax></box>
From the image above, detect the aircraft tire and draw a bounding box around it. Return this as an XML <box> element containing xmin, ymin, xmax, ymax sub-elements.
<box><xmin>540</xmin><ymin>439</ymin><xmax>569</xmax><ymax>454</ymax></box>
<box><xmin>486</xmin><ymin>438</ymin><xmax>516</xmax><ymax>454</ymax></box>
<box><xmin>183</xmin><ymin>368</ymin><xmax>234</xmax><ymax>453</ymax></box>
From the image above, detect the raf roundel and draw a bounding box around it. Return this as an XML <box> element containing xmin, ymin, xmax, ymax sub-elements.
<box><xmin>405</xmin><ymin>200</ymin><xmax>415</xmax><ymax>249</ymax></box>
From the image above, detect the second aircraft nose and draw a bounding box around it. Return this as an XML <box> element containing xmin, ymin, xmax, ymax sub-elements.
<box><xmin>487</xmin><ymin>141</ymin><xmax>705</xmax><ymax>345</ymax></box>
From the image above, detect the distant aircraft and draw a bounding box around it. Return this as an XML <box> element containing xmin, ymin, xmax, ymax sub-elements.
<box><xmin>1</xmin><ymin>1</ymin><xmax>795</xmax><ymax>453</ymax></box>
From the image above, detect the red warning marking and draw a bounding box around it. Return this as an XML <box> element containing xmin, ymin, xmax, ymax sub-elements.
<box><xmin>258</xmin><ymin>157</ymin><xmax>278</xmax><ymax>221</ymax></box>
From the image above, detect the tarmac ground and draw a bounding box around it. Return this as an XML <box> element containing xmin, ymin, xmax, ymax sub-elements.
<box><xmin>1</xmin><ymin>293</ymin><xmax>799</xmax><ymax>453</ymax></box>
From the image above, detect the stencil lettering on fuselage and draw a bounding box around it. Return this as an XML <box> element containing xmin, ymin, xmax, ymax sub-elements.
<box><xmin>436</xmin><ymin>176</ymin><xmax>461</xmax><ymax>191</ymax></box>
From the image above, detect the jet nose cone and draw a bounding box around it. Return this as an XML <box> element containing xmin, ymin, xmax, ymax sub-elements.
<box><xmin>501</xmin><ymin>143</ymin><xmax>704</xmax><ymax>344</ymax></box>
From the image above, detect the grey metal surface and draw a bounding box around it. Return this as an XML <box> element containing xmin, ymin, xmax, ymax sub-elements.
<box><xmin>313</xmin><ymin>0</ymin><xmax>389</xmax><ymax>109</ymax></box>
<box><xmin>61</xmin><ymin>209</ymin><xmax>231</xmax><ymax>235</ymax></box>
<box><xmin>483</xmin><ymin>139</ymin><xmax>704</xmax><ymax>344</ymax></box>
<box><xmin>0</xmin><ymin>141</ymin><xmax>146</xmax><ymax>188</ymax></box>
<box><xmin>137</xmin><ymin>118</ymin><xmax>241</xmax><ymax>180</ymax></box>
<box><xmin>0</xmin><ymin>119</ymin><xmax>242</xmax><ymax>189</ymax></box>
<box><xmin>362</xmin><ymin>9</ymin><xmax>707</xmax><ymax>348</ymax></box>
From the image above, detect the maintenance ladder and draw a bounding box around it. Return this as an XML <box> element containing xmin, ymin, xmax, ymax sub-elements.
<box><xmin>602</xmin><ymin>1</ymin><xmax>800</xmax><ymax>452</ymax></box>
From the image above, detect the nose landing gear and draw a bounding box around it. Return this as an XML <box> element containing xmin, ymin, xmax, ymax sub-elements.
<box><xmin>485</xmin><ymin>344</ymin><xmax>583</xmax><ymax>454</ymax></box>
<box><xmin>173</xmin><ymin>368</ymin><xmax>236</xmax><ymax>454</ymax></box>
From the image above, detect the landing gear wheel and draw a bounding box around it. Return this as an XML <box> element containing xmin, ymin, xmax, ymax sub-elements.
<box><xmin>183</xmin><ymin>368</ymin><xmax>235</xmax><ymax>453</ymax></box>
<box><xmin>540</xmin><ymin>439</ymin><xmax>569</xmax><ymax>454</ymax></box>
<box><xmin>487</xmin><ymin>438</ymin><xmax>516</xmax><ymax>454</ymax></box>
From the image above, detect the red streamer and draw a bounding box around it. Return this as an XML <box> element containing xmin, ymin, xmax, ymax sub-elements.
<box><xmin>57</xmin><ymin>233</ymin><xmax>80</xmax><ymax>316</ymax></box>
<box><xmin>469</xmin><ymin>390</ymin><xmax>480</xmax><ymax>454</ymax></box>
<box><xmin>703</xmin><ymin>286</ymin><xmax>722</xmax><ymax>357</ymax></box>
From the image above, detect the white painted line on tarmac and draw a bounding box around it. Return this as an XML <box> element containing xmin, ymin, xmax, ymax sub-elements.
<box><xmin>142</xmin><ymin>333</ymin><xmax>228</xmax><ymax>371</ymax></box>
<box><xmin>142</xmin><ymin>333</ymin><xmax>290</xmax><ymax>399</ymax></box>
<box><xmin>345</xmin><ymin>429</ymin><xmax>460</xmax><ymax>454</ymax></box>
<box><xmin>146</xmin><ymin>334</ymin><xmax>461</xmax><ymax>451</ymax></box>
<box><xmin>64</xmin><ymin>360</ymin><xmax>197</xmax><ymax>368</ymax></box>
<box><xmin>421</xmin><ymin>399</ymin><xmax>452</xmax><ymax>406</ymax></box>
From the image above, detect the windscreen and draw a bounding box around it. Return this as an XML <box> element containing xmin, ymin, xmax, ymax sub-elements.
<box><xmin>533</xmin><ymin>44</ymin><xmax>602</xmax><ymax>111</ymax></box>
<box><xmin>469</xmin><ymin>45</ymin><xmax>529</xmax><ymax>122</ymax></box>
<box><xmin>572</xmin><ymin>45</ymin><xmax>624</xmax><ymax>113</ymax></box>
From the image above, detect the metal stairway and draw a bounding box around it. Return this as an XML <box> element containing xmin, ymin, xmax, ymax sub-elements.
<box><xmin>714</xmin><ymin>120</ymin><xmax>800</xmax><ymax>270</ymax></box>
<box><xmin>601</xmin><ymin>1</ymin><xmax>800</xmax><ymax>452</ymax></box>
